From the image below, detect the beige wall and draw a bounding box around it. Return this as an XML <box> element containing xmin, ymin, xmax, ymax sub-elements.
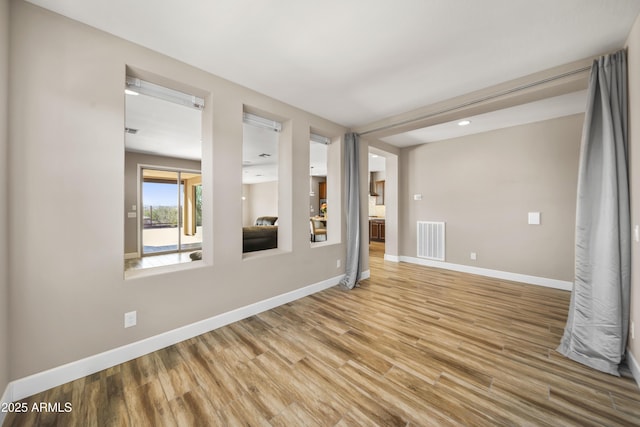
<box><xmin>8</xmin><ymin>1</ymin><xmax>347</xmax><ymax>379</ymax></box>
<box><xmin>124</xmin><ymin>151</ymin><xmax>201</xmax><ymax>254</ymax></box>
<box><xmin>241</xmin><ymin>184</ymin><xmax>252</xmax><ymax>227</ymax></box>
<box><xmin>0</xmin><ymin>0</ymin><xmax>9</xmax><ymax>400</ymax></box>
<box><xmin>399</xmin><ymin>114</ymin><xmax>583</xmax><ymax>281</ymax></box>
<box><xmin>626</xmin><ymin>13</ymin><xmax>640</xmax><ymax>373</ymax></box>
<box><xmin>244</xmin><ymin>181</ymin><xmax>279</xmax><ymax>226</ymax></box>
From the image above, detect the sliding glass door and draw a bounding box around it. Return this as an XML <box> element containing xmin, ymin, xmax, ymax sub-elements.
<box><xmin>141</xmin><ymin>167</ymin><xmax>202</xmax><ymax>256</ymax></box>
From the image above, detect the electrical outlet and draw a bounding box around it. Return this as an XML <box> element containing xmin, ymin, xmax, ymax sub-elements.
<box><xmin>124</xmin><ymin>311</ymin><xmax>137</xmax><ymax>328</ymax></box>
<box><xmin>337</xmin><ymin>259</ymin><xmax>341</xmax><ymax>268</ymax></box>
<box><xmin>470</xmin><ymin>252</ymin><xmax>477</xmax><ymax>260</ymax></box>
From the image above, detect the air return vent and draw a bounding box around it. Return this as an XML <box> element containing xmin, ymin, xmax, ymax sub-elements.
<box><xmin>417</xmin><ymin>221</ymin><xmax>445</xmax><ymax>261</ymax></box>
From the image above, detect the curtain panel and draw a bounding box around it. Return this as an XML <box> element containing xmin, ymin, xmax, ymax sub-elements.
<box><xmin>339</xmin><ymin>133</ymin><xmax>361</xmax><ymax>290</ymax></box>
<box><xmin>557</xmin><ymin>50</ymin><xmax>630</xmax><ymax>376</ymax></box>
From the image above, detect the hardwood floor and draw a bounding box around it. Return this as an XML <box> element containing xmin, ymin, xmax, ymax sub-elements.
<box><xmin>5</xmin><ymin>242</ymin><xmax>640</xmax><ymax>426</ymax></box>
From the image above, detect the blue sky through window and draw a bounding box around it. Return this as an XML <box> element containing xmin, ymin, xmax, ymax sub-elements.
<box><xmin>143</xmin><ymin>182</ymin><xmax>182</xmax><ymax>207</ymax></box>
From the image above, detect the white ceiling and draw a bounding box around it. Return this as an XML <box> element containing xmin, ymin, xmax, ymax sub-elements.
<box><xmin>125</xmin><ymin>92</ymin><xmax>202</xmax><ymax>160</ymax></box>
<box><xmin>40</xmin><ymin>0</ymin><xmax>640</xmax><ymax>147</ymax></box>
<box><xmin>242</xmin><ymin>124</ymin><xmax>280</xmax><ymax>184</ymax></box>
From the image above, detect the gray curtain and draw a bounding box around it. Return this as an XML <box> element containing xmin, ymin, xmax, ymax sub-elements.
<box><xmin>339</xmin><ymin>133</ymin><xmax>361</xmax><ymax>289</ymax></box>
<box><xmin>557</xmin><ymin>50</ymin><xmax>630</xmax><ymax>376</ymax></box>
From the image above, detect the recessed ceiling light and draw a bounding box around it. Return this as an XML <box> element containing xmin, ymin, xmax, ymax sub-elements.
<box><xmin>124</xmin><ymin>89</ymin><xmax>139</xmax><ymax>96</ymax></box>
<box><xmin>371</xmin><ymin>154</ymin><xmax>379</xmax><ymax>158</ymax></box>
<box><xmin>458</xmin><ymin>120</ymin><xmax>471</xmax><ymax>126</ymax></box>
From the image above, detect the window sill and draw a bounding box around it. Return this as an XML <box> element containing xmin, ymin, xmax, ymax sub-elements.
<box><xmin>310</xmin><ymin>240</ymin><xmax>339</xmax><ymax>248</ymax></box>
<box><xmin>124</xmin><ymin>259</ymin><xmax>206</xmax><ymax>280</ymax></box>
<box><xmin>242</xmin><ymin>247</ymin><xmax>290</xmax><ymax>261</ymax></box>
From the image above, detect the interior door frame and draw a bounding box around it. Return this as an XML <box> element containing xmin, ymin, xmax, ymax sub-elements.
<box><xmin>137</xmin><ymin>163</ymin><xmax>202</xmax><ymax>257</ymax></box>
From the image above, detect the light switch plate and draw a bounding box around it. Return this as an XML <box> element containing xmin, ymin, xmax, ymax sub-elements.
<box><xmin>124</xmin><ymin>311</ymin><xmax>137</xmax><ymax>328</ymax></box>
<box><xmin>413</xmin><ymin>194</ymin><xmax>422</xmax><ymax>201</ymax></box>
<box><xmin>528</xmin><ymin>212</ymin><xmax>541</xmax><ymax>225</ymax></box>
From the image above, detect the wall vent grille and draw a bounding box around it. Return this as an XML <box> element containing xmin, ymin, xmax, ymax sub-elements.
<box><xmin>417</xmin><ymin>221</ymin><xmax>445</xmax><ymax>261</ymax></box>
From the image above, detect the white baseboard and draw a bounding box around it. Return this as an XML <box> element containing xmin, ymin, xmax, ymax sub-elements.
<box><xmin>399</xmin><ymin>256</ymin><xmax>573</xmax><ymax>291</ymax></box>
<box><xmin>384</xmin><ymin>254</ymin><xmax>400</xmax><ymax>262</ymax></box>
<box><xmin>360</xmin><ymin>270</ymin><xmax>370</xmax><ymax>280</ymax></box>
<box><xmin>628</xmin><ymin>350</ymin><xmax>640</xmax><ymax>389</ymax></box>
<box><xmin>6</xmin><ymin>274</ymin><xmax>344</xmax><ymax>402</ymax></box>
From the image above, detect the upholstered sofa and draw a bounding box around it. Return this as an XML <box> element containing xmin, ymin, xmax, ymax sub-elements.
<box><xmin>189</xmin><ymin>216</ymin><xmax>277</xmax><ymax>260</ymax></box>
<box><xmin>254</xmin><ymin>216</ymin><xmax>278</xmax><ymax>226</ymax></box>
<box><xmin>242</xmin><ymin>227</ymin><xmax>277</xmax><ymax>252</ymax></box>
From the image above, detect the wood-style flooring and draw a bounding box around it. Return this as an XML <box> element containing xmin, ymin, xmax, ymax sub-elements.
<box><xmin>4</xmin><ymin>242</ymin><xmax>640</xmax><ymax>426</ymax></box>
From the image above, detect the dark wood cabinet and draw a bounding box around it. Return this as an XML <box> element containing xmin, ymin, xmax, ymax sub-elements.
<box><xmin>369</xmin><ymin>219</ymin><xmax>385</xmax><ymax>242</ymax></box>
<box><xmin>318</xmin><ymin>181</ymin><xmax>326</xmax><ymax>199</ymax></box>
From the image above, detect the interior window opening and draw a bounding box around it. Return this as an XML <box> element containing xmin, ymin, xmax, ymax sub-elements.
<box><xmin>310</xmin><ymin>133</ymin><xmax>330</xmax><ymax>243</ymax></box>
<box><xmin>242</xmin><ymin>112</ymin><xmax>281</xmax><ymax>253</ymax></box>
<box><xmin>124</xmin><ymin>76</ymin><xmax>204</xmax><ymax>273</ymax></box>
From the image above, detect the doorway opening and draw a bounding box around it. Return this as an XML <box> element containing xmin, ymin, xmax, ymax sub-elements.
<box><xmin>368</xmin><ymin>150</ymin><xmax>386</xmax><ymax>247</ymax></box>
<box><xmin>367</xmin><ymin>146</ymin><xmax>398</xmax><ymax>267</ymax></box>
<box><xmin>141</xmin><ymin>167</ymin><xmax>202</xmax><ymax>255</ymax></box>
